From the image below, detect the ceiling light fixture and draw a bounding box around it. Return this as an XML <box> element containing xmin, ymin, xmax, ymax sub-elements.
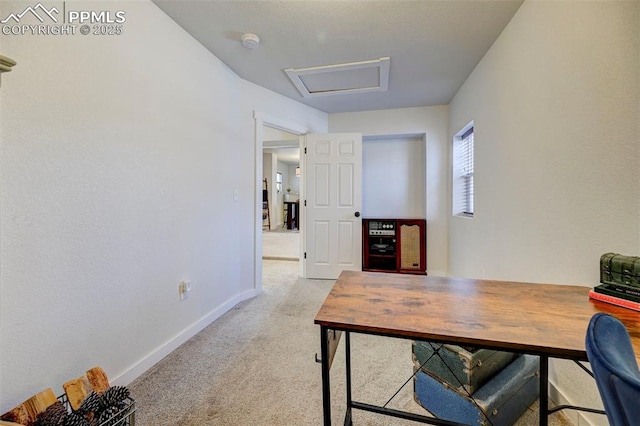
<box><xmin>241</xmin><ymin>33</ymin><xmax>260</xmax><ymax>49</ymax></box>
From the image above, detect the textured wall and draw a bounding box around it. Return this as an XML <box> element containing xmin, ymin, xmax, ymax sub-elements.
<box><xmin>362</xmin><ymin>137</ymin><xmax>426</xmax><ymax>219</ymax></box>
<box><xmin>448</xmin><ymin>0</ymin><xmax>639</xmax><ymax>284</ymax></box>
<box><xmin>0</xmin><ymin>0</ymin><xmax>326</xmax><ymax>411</ymax></box>
<box><xmin>448</xmin><ymin>1</ymin><xmax>639</xmax><ymax>424</ymax></box>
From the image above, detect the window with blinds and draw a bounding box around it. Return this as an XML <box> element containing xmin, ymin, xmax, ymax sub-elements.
<box><xmin>453</xmin><ymin>125</ymin><xmax>474</xmax><ymax>217</ymax></box>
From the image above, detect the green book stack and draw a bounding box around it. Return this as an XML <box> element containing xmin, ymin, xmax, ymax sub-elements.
<box><xmin>591</xmin><ymin>253</ymin><xmax>640</xmax><ymax>310</ymax></box>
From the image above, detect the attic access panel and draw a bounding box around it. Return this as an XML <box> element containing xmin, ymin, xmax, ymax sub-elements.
<box><xmin>285</xmin><ymin>57</ymin><xmax>390</xmax><ymax>98</ymax></box>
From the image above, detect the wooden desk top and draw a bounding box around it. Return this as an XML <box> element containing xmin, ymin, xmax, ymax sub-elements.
<box><xmin>315</xmin><ymin>271</ymin><xmax>640</xmax><ymax>362</ymax></box>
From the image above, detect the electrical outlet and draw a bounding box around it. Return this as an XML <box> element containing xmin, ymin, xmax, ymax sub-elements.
<box><xmin>179</xmin><ymin>280</ymin><xmax>191</xmax><ymax>301</ymax></box>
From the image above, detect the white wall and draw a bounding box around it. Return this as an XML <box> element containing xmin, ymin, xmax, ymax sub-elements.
<box><xmin>277</xmin><ymin>159</ymin><xmax>291</xmax><ymax>227</ymax></box>
<box><xmin>0</xmin><ymin>0</ymin><xmax>327</xmax><ymax>411</ymax></box>
<box><xmin>329</xmin><ymin>106</ymin><xmax>449</xmax><ymax>276</ymax></box>
<box><xmin>448</xmin><ymin>1</ymin><xmax>639</xmax><ymax>424</ymax></box>
<box><xmin>362</xmin><ymin>137</ymin><xmax>425</xmax><ymax>219</ymax></box>
<box><xmin>275</xmin><ymin>162</ymin><xmax>301</xmax><ymax>228</ymax></box>
<box><xmin>262</xmin><ymin>156</ymin><xmax>300</xmax><ymax>229</ymax></box>
<box><xmin>263</xmin><ymin>127</ymin><xmax>298</xmax><ymax>142</ymax></box>
<box><xmin>263</xmin><ymin>153</ymin><xmax>277</xmax><ymax>228</ymax></box>
<box><xmin>286</xmin><ymin>163</ymin><xmax>300</xmax><ymax>197</ymax></box>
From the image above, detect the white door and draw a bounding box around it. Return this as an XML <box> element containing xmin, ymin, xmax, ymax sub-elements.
<box><xmin>304</xmin><ymin>133</ymin><xmax>362</xmax><ymax>279</ymax></box>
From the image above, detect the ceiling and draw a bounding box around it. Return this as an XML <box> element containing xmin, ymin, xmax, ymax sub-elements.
<box><xmin>152</xmin><ymin>0</ymin><xmax>524</xmax><ymax>114</ymax></box>
<box><xmin>262</xmin><ymin>127</ymin><xmax>300</xmax><ymax>164</ymax></box>
<box><xmin>264</xmin><ymin>145</ymin><xmax>300</xmax><ymax>164</ymax></box>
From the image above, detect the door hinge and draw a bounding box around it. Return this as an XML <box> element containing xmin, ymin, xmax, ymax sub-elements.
<box><xmin>304</xmin><ymin>252</ymin><xmax>307</xmax><ymax>259</ymax></box>
<box><xmin>304</xmin><ymin>147</ymin><xmax>307</xmax><ymax>154</ymax></box>
<box><xmin>304</xmin><ymin>200</ymin><xmax>307</xmax><ymax>207</ymax></box>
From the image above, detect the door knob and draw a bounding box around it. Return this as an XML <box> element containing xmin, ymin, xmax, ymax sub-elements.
<box><xmin>354</xmin><ymin>211</ymin><xmax>361</xmax><ymax>217</ymax></box>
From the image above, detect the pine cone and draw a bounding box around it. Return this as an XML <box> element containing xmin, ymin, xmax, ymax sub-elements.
<box><xmin>96</xmin><ymin>406</ymin><xmax>119</xmax><ymax>426</ymax></box>
<box><xmin>63</xmin><ymin>412</ymin><xmax>90</xmax><ymax>426</ymax></box>
<box><xmin>34</xmin><ymin>401</ymin><xmax>67</xmax><ymax>426</ymax></box>
<box><xmin>101</xmin><ymin>386</ymin><xmax>130</xmax><ymax>408</ymax></box>
<box><xmin>79</xmin><ymin>392</ymin><xmax>105</xmax><ymax>414</ymax></box>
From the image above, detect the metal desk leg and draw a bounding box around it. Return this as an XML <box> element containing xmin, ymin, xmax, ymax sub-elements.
<box><xmin>344</xmin><ymin>332</ymin><xmax>352</xmax><ymax>426</ymax></box>
<box><xmin>540</xmin><ymin>355</ymin><xmax>549</xmax><ymax>426</ymax></box>
<box><xmin>321</xmin><ymin>326</ymin><xmax>332</xmax><ymax>426</ymax></box>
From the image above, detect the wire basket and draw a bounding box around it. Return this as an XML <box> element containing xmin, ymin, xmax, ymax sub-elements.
<box><xmin>58</xmin><ymin>393</ymin><xmax>136</xmax><ymax>426</ymax></box>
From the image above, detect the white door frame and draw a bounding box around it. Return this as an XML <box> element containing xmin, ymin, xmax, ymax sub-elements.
<box><xmin>253</xmin><ymin>111</ymin><xmax>308</xmax><ymax>294</ymax></box>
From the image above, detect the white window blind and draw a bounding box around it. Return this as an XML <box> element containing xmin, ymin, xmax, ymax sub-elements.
<box><xmin>453</xmin><ymin>126</ymin><xmax>474</xmax><ymax>217</ymax></box>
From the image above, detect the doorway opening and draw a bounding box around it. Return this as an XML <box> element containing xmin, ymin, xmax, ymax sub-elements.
<box><xmin>262</xmin><ymin>126</ymin><xmax>301</xmax><ymax>262</ymax></box>
<box><xmin>253</xmin><ymin>111</ymin><xmax>307</xmax><ymax>295</ymax></box>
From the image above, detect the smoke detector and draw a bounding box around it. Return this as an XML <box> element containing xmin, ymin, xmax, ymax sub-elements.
<box><xmin>241</xmin><ymin>33</ymin><xmax>260</xmax><ymax>49</ymax></box>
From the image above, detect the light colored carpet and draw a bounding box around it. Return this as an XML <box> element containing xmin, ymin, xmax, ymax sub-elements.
<box><xmin>262</xmin><ymin>229</ymin><xmax>299</xmax><ymax>260</ymax></box>
<box><xmin>129</xmin><ymin>260</ymin><xmax>572</xmax><ymax>425</ymax></box>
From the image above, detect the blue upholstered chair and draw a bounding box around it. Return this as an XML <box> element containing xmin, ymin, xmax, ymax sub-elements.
<box><xmin>585</xmin><ymin>313</ymin><xmax>640</xmax><ymax>426</ymax></box>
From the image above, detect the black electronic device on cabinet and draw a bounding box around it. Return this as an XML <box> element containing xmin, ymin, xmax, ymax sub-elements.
<box><xmin>362</xmin><ymin>218</ymin><xmax>426</xmax><ymax>274</ymax></box>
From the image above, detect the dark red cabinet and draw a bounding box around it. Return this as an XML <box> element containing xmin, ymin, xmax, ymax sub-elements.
<box><xmin>362</xmin><ymin>218</ymin><xmax>426</xmax><ymax>274</ymax></box>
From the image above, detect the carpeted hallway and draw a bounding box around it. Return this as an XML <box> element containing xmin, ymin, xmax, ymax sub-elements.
<box><xmin>129</xmin><ymin>260</ymin><xmax>571</xmax><ymax>425</ymax></box>
<box><xmin>262</xmin><ymin>229</ymin><xmax>300</xmax><ymax>261</ymax></box>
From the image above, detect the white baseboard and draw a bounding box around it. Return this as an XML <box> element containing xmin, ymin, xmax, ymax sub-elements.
<box><xmin>111</xmin><ymin>289</ymin><xmax>257</xmax><ymax>386</ymax></box>
<box><xmin>549</xmin><ymin>380</ymin><xmax>601</xmax><ymax>426</ymax></box>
